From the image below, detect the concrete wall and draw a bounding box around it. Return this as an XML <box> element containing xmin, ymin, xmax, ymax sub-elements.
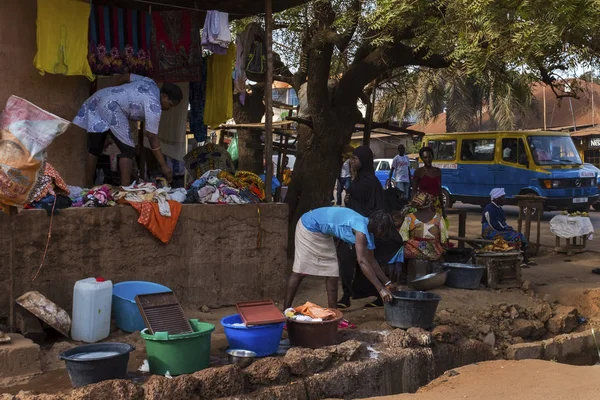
<box><xmin>0</xmin><ymin>204</ymin><xmax>289</xmax><ymax>317</ymax></box>
<box><xmin>0</xmin><ymin>0</ymin><xmax>90</xmax><ymax>186</ymax></box>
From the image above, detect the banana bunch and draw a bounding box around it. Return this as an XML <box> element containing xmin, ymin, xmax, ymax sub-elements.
<box><xmin>482</xmin><ymin>238</ymin><xmax>513</xmax><ymax>252</ymax></box>
<box><xmin>561</xmin><ymin>210</ymin><xmax>589</xmax><ymax>217</ymax></box>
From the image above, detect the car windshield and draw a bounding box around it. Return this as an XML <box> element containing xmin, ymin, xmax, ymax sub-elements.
<box><xmin>527</xmin><ymin>136</ymin><xmax>582</xmax><ymax>165</ymax></box>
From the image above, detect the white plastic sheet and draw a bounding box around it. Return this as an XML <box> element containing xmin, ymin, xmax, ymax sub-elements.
<box><xmin>550</xmin><ymin>215</ymin><xmax>594</xmax><ymax>239</ymax></box>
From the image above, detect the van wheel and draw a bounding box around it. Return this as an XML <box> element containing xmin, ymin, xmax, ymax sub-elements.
<box><xmin>593</xmin><ymin>203</ymin><xmax>600</xmax><ymax>211</ymax></box>
<box><xmin>442</xmin><ymin>189</ymin><xmax>453</xmax><ymax>209</ymax></box>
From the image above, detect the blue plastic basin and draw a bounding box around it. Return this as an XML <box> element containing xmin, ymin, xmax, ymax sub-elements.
<box><xmin>112</xmin><ymin>281</ymin><xmax>172</xmax><ymax>333</ymax></box>
<box><xmin>221</xmin><ymin>314</ymin><xmax>284</xmax><ymax>357</ymax></box>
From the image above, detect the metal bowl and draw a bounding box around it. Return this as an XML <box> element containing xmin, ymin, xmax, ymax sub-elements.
<box><xmin>409</xmin><ymin>270</ymin><xmax>448</xmax><ymax>291</ymax></box>
<box><xmin>226</xmin><ymin>349</ymin><xmax>257</xmax><ymax>368</ymax></box>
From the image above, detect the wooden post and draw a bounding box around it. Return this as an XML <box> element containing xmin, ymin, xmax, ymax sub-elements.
<box><xmin>543</xmin><ymin>84</ymin><xmax>547</xmax><ymax>131</ymax></box>
<box><xmin>536</xmin><ymin>202</ymin><xmax>542</xmax><ymax>256</ymax></box>
<box><xmin>8</xmin><ymin>206</ymin><xmax>17</xmax><ymax>329</ymax></box>
<box><xmin>458</xmin><ymin>211</ymin><xmax>466</xmax><ymax>249</ymax></box>
<box><xmin>274</xmin><ymin>134</ymin><xmax>284</xmax><ymax>202</ymax></box>
<box><xmin>264</xmin><ymin>0</ymin><xmax>274</xmax><ymax>202</ymax></box>
<box><xmin>138</xmin><ymin>122</ymin><xmax>147</xmax><ymax>181</ymax></box>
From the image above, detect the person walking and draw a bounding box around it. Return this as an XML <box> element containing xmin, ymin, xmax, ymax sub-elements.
<box><xmin>389</xmin><ymin>144</ymin><xmax>411</xmax><ymax>199</ymax></box>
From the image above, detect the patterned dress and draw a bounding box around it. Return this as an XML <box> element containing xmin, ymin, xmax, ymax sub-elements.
<box><xmin>400</xmin><ymin>213</ymin><xmax>448</xmax><ymax>261</ymax></box>
<box><xmin>73</xmin><ymin>74</ymin><xmax>162</xmax><ymax>147</ymax></box>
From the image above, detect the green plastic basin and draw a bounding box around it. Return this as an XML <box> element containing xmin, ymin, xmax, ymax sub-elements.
<box><xmin>140</xmin><ymin>319</ymin><xmax>215</xmax><ymax>376</ymax></box>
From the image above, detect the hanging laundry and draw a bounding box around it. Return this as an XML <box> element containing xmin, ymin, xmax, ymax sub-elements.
<box><xmin>204</xmin><ymin>45</ymin><xmax>236</xmax><ymax>128</ymax></box>
<box><xmin>201</xmin><ymin>11</ymin><xmax>232</xmax><ymax>54</ymax></box>
<box><xmin>151</xmin><ymin>11</ymin><xmax>203</xmax><ymax>82</ymax></box>
<box><xmin>234</xmin><ymin>23</ymin><xmax>265</xmax><ymax>104</ymax></box>
<box><xmin>88</xmin><ymin>5</ymin><xmax>153</xmax><ymax>77</ymax></box>
<box><xmin>189</xmin><ymin>58</ymin><xmax>208</xmax><ymax>143</ymax></box>
<box><xmin>128</xmin><ymin>200</ymin><xmax>182</xmax><ymax>244</ymax></box>
<box><xmin>143</xmin><ymin>83</ymin><xmax>189</xmax><ymax>160</ymax></box>
<box><xmin>34</xmin><ymin>0</ymin><xmax>94</xmax><ymax>80</ymax></box>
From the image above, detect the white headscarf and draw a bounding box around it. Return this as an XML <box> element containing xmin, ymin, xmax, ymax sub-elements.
<box><xmin>490</xmin><ymin>188</ymin><xmax>506</xmax><ymax>200</ymax></box>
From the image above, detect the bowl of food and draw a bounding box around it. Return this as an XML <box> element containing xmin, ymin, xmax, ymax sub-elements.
<box><xmin>409</xmin><ymin>270</ymin><xmax>448</xmax><ymax>291</ymax></box>
<box><xmin>226</xmin><ymin>349</ymin><xmax>257</xmax><ymax>368</ymax></box>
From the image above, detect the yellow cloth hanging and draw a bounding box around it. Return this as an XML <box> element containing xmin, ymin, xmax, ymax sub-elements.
<box><xmin>204</xmin><ymin>45</ymin><xmax>236</xmax><ymax>128</ymax></box>
<box><xmin>34</xmin><ymin>0</ymin><xmax>94</xmax><ymax>81</ymax></box>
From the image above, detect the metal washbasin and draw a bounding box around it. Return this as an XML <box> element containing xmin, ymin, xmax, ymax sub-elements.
<box><xmin>409</xmin><ymin>270</ymin><xmax>448</xmax><ymax>291</ymax></box>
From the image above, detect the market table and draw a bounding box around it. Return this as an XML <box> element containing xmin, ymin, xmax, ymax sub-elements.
<box><xmin>550</xmin><ymin>215</ymin><xmax>594</xmax><ymax>255</ymax></box>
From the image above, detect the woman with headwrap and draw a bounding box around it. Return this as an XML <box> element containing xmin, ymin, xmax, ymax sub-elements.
<box><xmin>482</xmin><ymin>188</ymin><xmax>535</xmax><ymax>267</ymax></box>
<box><xmin>398</xmin><ymin>192</ymin><xmax>449</xmax><ymax>262</ymax></box>
<box><xmin>337</xmin><ymin>146</ymin><xmax>401</xmax><ymax>309</ymax></box>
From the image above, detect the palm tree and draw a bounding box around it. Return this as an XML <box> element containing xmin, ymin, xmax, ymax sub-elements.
<box><xmin>374</xmin><ymin>67</ymin><xmax>535</xmax><ymax>132</ymax></box>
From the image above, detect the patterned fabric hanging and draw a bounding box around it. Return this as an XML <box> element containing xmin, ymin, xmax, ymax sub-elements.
<box><xmin>88</xmin><ymin>5</ymin><xmax>154</xmax><ymax>76</ymax></box>
<box><xmin>151</xmin><ymin>10</ymin><xmax>203</xmax><ymax>82</ymax></box>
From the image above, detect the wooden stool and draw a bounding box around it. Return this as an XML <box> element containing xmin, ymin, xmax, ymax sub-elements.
<box><xmin>515</xmin><ymin>195</ymin><xmax>546</xmax><ymax>256</ymax></box>
<box><xmin>474</xmin><ymin>251</ymin><xmax>523</xmax><ymax>289</ymax></box>
<box><xmin>554</xmin><ymin>235</ymin><xmax>588</xmax><ymax>255</ymax></box>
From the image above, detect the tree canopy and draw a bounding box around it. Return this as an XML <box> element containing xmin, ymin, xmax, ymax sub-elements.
<box><xmin>237</xmin><ymin>0</ymin><xmax>600</xmax><ymax>236</ymax></box>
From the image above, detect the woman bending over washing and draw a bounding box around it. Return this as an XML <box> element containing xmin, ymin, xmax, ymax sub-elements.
<box><xmin>284</xmin><ymin>207</ymin><xmax>395</xmax><ymax>311</ymax></box>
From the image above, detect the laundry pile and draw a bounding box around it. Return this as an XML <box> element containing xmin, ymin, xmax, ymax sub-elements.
<box><xmin>70</xmin><ymin>185</ymin><xmax>115</xmax><ymax>207</ymax></box>
<box><xmin>185</xmin><ymin>169</ymin><xmax>265</xmax><ymax>204</ymax></box>
<box><xmin>284</xmin><ymin>302</ymin><xmax>337</xmax><ymax>323</ymax></box>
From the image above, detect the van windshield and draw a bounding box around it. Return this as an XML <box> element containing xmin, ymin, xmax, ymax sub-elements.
<box><xmin>527</xmin><ymin>136</ymin><xmax>582</xmax><ymax>165</ymax></box>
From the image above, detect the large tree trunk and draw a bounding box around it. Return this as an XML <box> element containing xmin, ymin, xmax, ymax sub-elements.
<box><xmin>233</xmin><ymin>86</ymin><xmax>266</xmax><ymax>174</ymax></box>
<box><xmin>285</xmin><ymin>79</ymin><xmax>363</xmax><ymax>251</ymax></box>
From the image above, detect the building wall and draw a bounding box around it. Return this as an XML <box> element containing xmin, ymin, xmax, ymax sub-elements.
<box><xmin>0</xmin><ymin>204</ymin><xmax>289</xmax><ymax>318</ymax></box>
<box><xmin>0</xmin><ymin>0</ymin><xmax>90</xmax><ymax>186</ymax></box>
<box><xmin>368</xmin><ymin>137</ymin><xmax>413</xmax><ymax>159</ymax></box>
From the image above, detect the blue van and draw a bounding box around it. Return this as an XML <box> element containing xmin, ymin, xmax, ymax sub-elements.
<box><xmin>422</xmin><ymin>131</ymin><xmax>599</xmax><ymax>211</ymax></box>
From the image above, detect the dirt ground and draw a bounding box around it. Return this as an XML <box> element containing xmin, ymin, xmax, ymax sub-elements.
<box><xmin>369</xmin><ymin>359</ymin><xmax>600</xmax><ymax>400</ymax></box>
<box><xmin>3</xmin><ymin>205</ymin><xmax>599</xmax><ymax>397</ymax></box>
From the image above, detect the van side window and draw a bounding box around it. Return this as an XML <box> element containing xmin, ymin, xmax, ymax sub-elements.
<box><xmin>429</xmin><ymin>140</ymin><xmax>456</xmax><ymax>161</ymax></box>
<box><xmin>461</xmin><ymin>139</ymin><xmax>495</xmax><ymax>161</ymax></box>
<box><xmin>502</xmin><ymin>139</ymin><xmax>518</xmax><ymax>162</ymax></box>
<box><xmin>502</xmin><ymin>138</ymin><xmax>528</xmax><ymax>165</ymax></box>
<box><xmin>379</xmin><ymin>161</ymin><xmax>391</xmax><ymax>171</ymax></box>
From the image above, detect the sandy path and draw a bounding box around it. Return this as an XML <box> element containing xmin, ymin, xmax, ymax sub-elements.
<box><xmin>370</xmin><ymin>359</ymin><xmax>600</xmax><ymax>400</ymax></box>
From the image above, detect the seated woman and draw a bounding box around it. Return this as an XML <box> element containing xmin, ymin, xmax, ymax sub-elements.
<box><xmin>398</xmin><ymin>192</ymin><xmax>448</xmax><ymax>262</ymax></box>
<box><xmin>482</xmin><ymin>188</ymin><xmax>535</xmax><ymax>267</ymax></box>
<box><xmin>285</xmin><ymin>207</ymin><xmax>395</xmax><ymax>312</ymax></box>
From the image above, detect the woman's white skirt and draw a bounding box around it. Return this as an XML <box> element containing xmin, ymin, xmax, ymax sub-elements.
<box><xmin>292</xmin><ymin>219</ymin><xmax>339</xmax><ymax>277</ymax></box>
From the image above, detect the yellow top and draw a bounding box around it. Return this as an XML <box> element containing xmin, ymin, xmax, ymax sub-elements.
<box><xmin>204</xmin><ymin>45</ymin><xmax>236</xmax><ymax>128</ymax></box>
<box><xmin>34</xmin><ymin>0</ymin><xmax>94</xmax><ymax>81</ymax></box>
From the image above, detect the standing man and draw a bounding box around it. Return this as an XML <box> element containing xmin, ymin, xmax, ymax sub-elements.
<box><xmin>389</xmin><ymin>144</ymin><xmax>411</xmax><ymax>199</ymax></box>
